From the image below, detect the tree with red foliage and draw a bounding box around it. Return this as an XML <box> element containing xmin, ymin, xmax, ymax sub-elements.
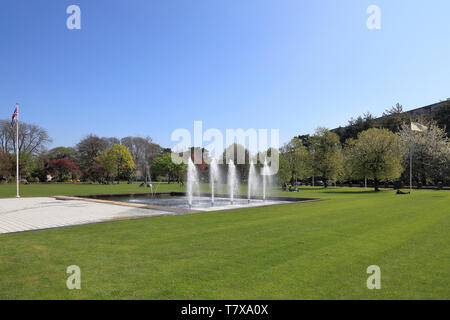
<box><xmin>47</xmin><ymin>158</ymin><xmax>80</xmax><ymax>181</ymax></box>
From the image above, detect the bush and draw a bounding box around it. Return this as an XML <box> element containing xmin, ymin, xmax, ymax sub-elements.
<box><xmin>60</xmin><ymin>176</ymin><xmax>72</xmax><ymax>182</ymax></box>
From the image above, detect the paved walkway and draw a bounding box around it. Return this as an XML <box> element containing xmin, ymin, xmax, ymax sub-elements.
<box><xmin>0</xmin><ymin>197</ymin><xmax>173</xmax><ymax>234</ymax></box>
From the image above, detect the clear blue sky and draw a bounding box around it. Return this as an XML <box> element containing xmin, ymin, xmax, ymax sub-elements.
<box><xmin>1</xmin><ymin>0</ymin><xmax>449</xmax><ymax>150</ymax></box>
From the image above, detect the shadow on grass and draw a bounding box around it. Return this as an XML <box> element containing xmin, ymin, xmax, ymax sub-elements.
<box><xmin>278</xmin><ymin>187</ymin><xmax>391</xmax><ymax>194</ymax></box>
<box><xmin>320</xmin><ymin>190</ymin><xmax>383</xmax><ymax>194</ymax></box>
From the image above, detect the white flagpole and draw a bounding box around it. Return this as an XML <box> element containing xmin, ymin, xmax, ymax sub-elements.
<box><xmin>16</xmin><ymin>103</ymin><xmax>20</xmax><ymax>198</ymax></box>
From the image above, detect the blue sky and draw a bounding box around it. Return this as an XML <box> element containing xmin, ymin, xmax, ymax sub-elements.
<box><xmin>1</xmin><ymin>0</ymin><xmax>449</xmax><ymax>150</ymax></box>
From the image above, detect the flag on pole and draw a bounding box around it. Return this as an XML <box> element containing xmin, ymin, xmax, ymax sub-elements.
<box><xmin>14</xmin><ymin>103</ymin><xmax>20</xmax><ymax>198</ymax></box>
<box><xmin>11</xmin><ymin>106</ymin><xmax>18</xmax><ymax>126</ymax></box>
<box><xmin>411</xmin><ymin>122</ymin><xmax>428</xmax><ymax>132</ymax></box>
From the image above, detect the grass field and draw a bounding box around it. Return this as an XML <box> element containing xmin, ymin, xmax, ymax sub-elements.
<box><xmin>0</xmin><ymin>184</ymin><xmax>448</xmax><ymax>299</ymax></box>
<box><xmin>0</xmin><ymin>182</ymin><xmax>183</xmax><ymax>198</ymax></box>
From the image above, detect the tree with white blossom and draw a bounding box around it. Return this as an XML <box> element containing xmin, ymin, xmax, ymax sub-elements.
<box><xmin>397</xmin><ymin>122</ymin><xmax>450</xmax><ymax>186</ymax></box>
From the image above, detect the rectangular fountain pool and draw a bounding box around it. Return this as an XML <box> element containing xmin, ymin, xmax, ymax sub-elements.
<box><xmin>109</xmin><ymin>195</ymin><xmax>287</xmax><ymax>211</ymax></box>
<box><xmin>79</xmin><ymin>192</ymin><xmax>325</xmax><ymax>214</ymax></box>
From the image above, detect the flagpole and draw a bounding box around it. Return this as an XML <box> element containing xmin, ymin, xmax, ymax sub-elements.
<box><xmin>16</xmin><ymin>103</ymin><xmax>20</xmax><ymax>198</ymax></box>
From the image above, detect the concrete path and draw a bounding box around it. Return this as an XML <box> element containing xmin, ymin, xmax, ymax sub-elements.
<box><xmin>0</xmin><ymin>197</ymin><xmax>174</xmax><ymax>235</ymax></box>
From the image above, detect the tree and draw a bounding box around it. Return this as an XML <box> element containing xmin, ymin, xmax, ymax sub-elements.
<box><xmin>280</xmin><ymin>137</ymin><xmax>312</xmax><ymax>184</ymax></box>
<box><xmin>0</xmin><ymin>152</ymin><xmax>14</xmax><ymax>180</ymax></box>
<box><xmin>86</xmin><ymin>164</ymin><xmax>108</xmax><ymax>183</ymax></box>
<box><xmin>121</xmin><ymin>136</ymin><xmax>153</xmax><ymax>180</ymax></box>
<box><xmin>0</xmin><ymin>120</ymin><xmax>52</xmax><ymax>182</ymax></box>
<box><xmin>309</xmin><ymin>128</ymin><xmax>344</xmax><ymax>186</ymax></box>
<box><xmin>102</xmin><ymin>144</ymin><xmax>136</xmax><ymax>183</ymax></box>
<box><xmin>296</xmin><ymin>134</ymin><xmax>312</xmax><ymax>148</ymax></box>
<box><xmin>0</xmin><ymin>120</ymin><xmax>52</xmax><ymax>155</ymax></box>
<box><xmin>342</xmin><ymin>138</ymin><xmax>362</xmax><ymax>182</ymax></box>
<box><xmin>346</xmin><ymin>128</ymin><xmax>403</xmax><ymax>191</ymax></box>
<box><xmin>333</xmin><ymin>112</ymin><xmax>376</xmax><ymax>143</ymax></box>
<box><xmin>277</xmin><ymin>153</ymin><xmax>292</xmax><ymax>184</ymax></box>
<box><xmin>76</xmin><ymin>135</ymin><xmax>109</xmax><ymax>171</ymax></box>
<box><xmin>30</xmin><ymin>153</ymin><xmax>50</xmax><ymax>182</ymax></box>
<box><xmin>47</xmin><ymin>158</ymin><xmax>80</xmax><ymax>181</ymax></box>
<box><xmin>380</xmin><ymin>103</ymin><xmax>406</xmax><ymax>133</ymax></box>
<box><xmin>150</xmin><ymin>154</ymin><xmax>169</xmax><ymax>180</ymax></box>
<box><xmin>102</xmin><ymin>137</ymin><xmax>121</xmax><ymax>148</ymax></box>
<box><xmin>0</xmin><ymin>151</ymin><xmax>35</xmax><ymax>180</ymax></box>
<box><xmin>150</xmin><ymin>152</ymin><xmax>186</xmax><ymax>183</ymax></box>
<box><xmin>397</xmin><ymin>122</ymin><xmax>450</xmax><ymax>186</ymax></box>
<box><xmin>48</xmin><ymin>147</ymin><xmax>76</xmax><ymax>161</ymax></box>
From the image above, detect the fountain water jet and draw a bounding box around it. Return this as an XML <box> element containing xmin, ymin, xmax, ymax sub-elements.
<box><xmin>187</xmin><ymin>158</ymin><xmax>199</xmax><ymax>208</ymax></box>
<box><xmin>248</xmin><ymin>161</ymin><xmax>256</xmax><ymax>203</ymax></box>
<box><xmin>210</xmin><ymin>159</ymin><xmax>220</xmax><ymax>206</ymax></box>
<box><xmin>262</xmin><ymin>159</ymin><xmax>270</xmax><ymax>201</ymax></box>
<box><xmin>228</xmin><ymin>160</ymin><xmax>237</xmax><ymax>205</ymax></box>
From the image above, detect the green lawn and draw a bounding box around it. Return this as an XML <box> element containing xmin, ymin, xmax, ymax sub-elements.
<box><xmin>0</xmin><ymin>182</ymin><xmax>184</xmax><ymax>198</ymax></box>
<box><xmin>0</xmin><ymin>185</ymin><xmax>448</xmax><ymax>299</ymax></box>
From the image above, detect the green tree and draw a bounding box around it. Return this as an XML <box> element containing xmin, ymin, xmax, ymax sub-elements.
<box><xmin>0</xmin><ymin>152</ymin><xmax>13</xmax><ymax>180</ymax></box>
<box><xmin>277</xmin><ymin>153</ymin><xmax>292</xmax><ymax>184</ymax></box>
<box><xmin>380</xmin><ymin>103</ymin><xmax>407</xmax><ymax>133</ymax></box>
<box><xmin>309</xmin><ymin>128</ymin><xmax>344</xmax><ymax>186</ymax></box>
<box><xmin>346</xmin><ymin>128</ymin><xmax>403</xmax><ymax>191</ymax></box>
<box><xmin>280</xmin><ymin>137</ymin><xmax>312</xmax><ymax>184</ymax></box>
<box><xmin>30</xmin><ymin>153</ymin><xmax>50</xmax><ymax>182</ymax></box>
<box><xmin>151</xmin><ymin>152</ymin><xmax>186</xmax><ymax>183</ymax></box>
<box><xmin>102</xmin><ymin>144</ymin><xmax>136</xmax><ymax>183</ymax></box>
<box><xmin>342</xmin><ymin>138</ymin><xmax>364</xmax><ymax>182</ymax></box>
<box><xmin>48</xmin><ymin>147</ymin><xmax>76</xmax><ymax>161</ymax></box>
